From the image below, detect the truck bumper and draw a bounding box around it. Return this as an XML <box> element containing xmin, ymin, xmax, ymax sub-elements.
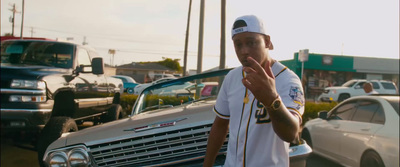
<box><xmin>1</xmin><ymin>100</ymin><xmax>54</xmax><ymax>137</ymax></box>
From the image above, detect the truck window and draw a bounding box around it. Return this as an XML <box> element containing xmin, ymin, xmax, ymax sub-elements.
<box><xmin>77</xmin><ymin>48</ymin><xmax>91</xmax><ymax>66</ymax></box>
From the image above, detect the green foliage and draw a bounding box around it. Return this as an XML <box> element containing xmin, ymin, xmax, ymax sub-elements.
<box><xmin>120</xmin><ymin>94</ymin><xmax>190</xmax><ymax>116</ymax></box>
<box><xmin>143</xmin><ymin>95</ymin><xmax>190</xmax><ymax>107</ymax></box>
<box><xmin>120</xmin><ymin>94</ymin><xmax>138</xmax><ymax>116</ymax></box>
<box><xmin>302</xmin><ymin>101</ymin><xmax>338</xmax><ymax>126</ymax></box>
<box><xmin>157</xmin><ymin>58</ymin><xmax>181</xmax><ymax>72</ymax></box>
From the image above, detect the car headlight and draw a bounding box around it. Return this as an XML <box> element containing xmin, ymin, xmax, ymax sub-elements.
<box><xmin>11</xmin><ymin>80</ymin><xmax>46</xmax><ymax>89</ymax></box>
<box><xmin>9</xmin><ymin>95</ymin><xmax>47</xmax><ymax>102</ymax></box>
<box><xmin>49</xmin><ymin>152</ymin><xmax>68</xmax><ymax>167</ymax></box>
<box><xmin>44</xmin><ymin>145</ymin><xmax>90</xmax><ymax>167</ymax></box>
<box><xmin>69</xmin><ymin>148</ymin><xmax>89</xmax><ymax>167</ymax></box>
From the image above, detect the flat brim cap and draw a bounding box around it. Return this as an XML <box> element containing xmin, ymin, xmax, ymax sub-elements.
<box><xmin>231</xmin><ymin>15</ymin><xmax>273</xmax><ymax>50</ymax></box>
<box><xmin>231</xmin><ymin>15</ymin><xmax>267</xmax><ymax>38</ymax></box>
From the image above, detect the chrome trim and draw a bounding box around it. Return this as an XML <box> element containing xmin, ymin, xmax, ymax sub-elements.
<box><xmin>0</xmin><ymin>108</ymin><xmax>52</xmax><ymax>113</ymax></box>
<box><xmin>0</xmin><ymin>88</ymin><xmax>46</xmax><ymax>95</ymax></box>
<box><xmin>87</xmin><ymin>121</ymin><xmax>227</xmax><ymax>167</ymax></box>
<box><xmin>75</xmin><ymin>97</ymin><xmax>114</xmax><ymax>108</ymax></box>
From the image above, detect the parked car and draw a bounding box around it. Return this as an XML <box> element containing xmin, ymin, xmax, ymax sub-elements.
<box><xmin>112</xmin><ymin>75</ymin><xmax>139</xmax><ymax>94</ymax></box>
<box><xmin>0</xmin><ymin>39</ymin><xmax>124</xmax><ymax>166</ymax></box>
<box><xmin>42</xmin><ymin>69</ymin><xmax>312</xmax><ymax>167</ymax></box>
<box><xmin>302</xmin><ymin>95</ymin><xmax>399</xmax><ymax>167</ymax></box>
<box><xmin>318</xmin><ymin>79</ymin><xmax>398</xmax><ymax>102</ymax></box>
<box><xmin>133</xmin><ymin>77</ymin><xmax>176</xmax><ymax>95</ymax></box>
<box><xmin>200</xmin><ymin>82</ymin><xmax>219</xmax><ymax>97</ymax></box>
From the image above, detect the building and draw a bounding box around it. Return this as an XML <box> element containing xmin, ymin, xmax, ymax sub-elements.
<box><xmin>281</xmin><ymin>52</ymin><xmax>399</xmax><ymax>99</ymax></box>
<box><xmin>115</xmin><ymin>62</ymin><xmax>175</xmax><ymax>83</ymax></box>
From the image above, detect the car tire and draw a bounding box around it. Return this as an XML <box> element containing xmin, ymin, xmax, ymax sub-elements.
<box><xmin>37</xmin><ymin>117</ymin><xmax>78</xmax><ymax>167</ymax></box>
<box><xmin>301</xmin><ymin>129</ymin><xmax>313</xmax><ymax>148</ymax></box>
<box><xmin>338</xmin><ymin>94</ymin><xmax>350</xmax><ymax>102</ymax></box>
<box><xmin>127</xmin><ymin>87</ymin><xmax>134</xmax><ymax>94</ymax></box>
<box><xmin>101</xmin><ymin>104</ymin><xmax>123</xmax><ymax>123</ymax></box>
<box><xmin>360</xmin><ymin>151</ymin><xmax>384</xmax><ymax>167</ymax></box>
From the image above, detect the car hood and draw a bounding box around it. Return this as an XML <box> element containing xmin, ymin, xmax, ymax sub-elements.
<box><xmin>1</xmin><ymin>63</ymin><xmax>69</xmax><ymax>80</ymax></box>
<box><xmin>49</xmin><ymin>100</ymin><xmax>217</xmax><ymax>149</ymax></box>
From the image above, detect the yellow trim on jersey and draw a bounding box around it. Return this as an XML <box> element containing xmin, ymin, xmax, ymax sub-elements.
<box><xmin>274</xmin><ymin>67</ymin><xmax>287</xmax><ymax>78</ymax></box>
<box><xmin>293</xmin><ymin>100</ymin><xmax>304</xmax><ymax>106</ymax></box>
<box><xmin>236</xmin><ymin>69</ymin><xmax>247</xmax><ymax>156</ymax></box>
<box><xmin>213</xmin><ymin>106</ymin><xmax>230</xmax><ymax>119</ymax></box>
<box><xmin>287</xmin><ymin>107</ymin><xmax>303</xmax><ymax>122</ymax></box>
<box><xmin>243</xmin><ymin>97</ymin><xmax>256</xmax><ymax>167</ymax></box>
<box><xmin>287</xmin><ymin>107</ymin><xmax>301</xmax><ymax>116</ymax></box>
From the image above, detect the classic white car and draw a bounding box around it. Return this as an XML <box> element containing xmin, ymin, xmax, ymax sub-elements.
<box><xmin>302</xmin><ymin>95</ymin><xmax>399</xmax><ymax>167</ymax></box>
<box><xmin>42</xmin><ymin>69</ymin><xmax>312</xmax><ymax>167</ymax></box>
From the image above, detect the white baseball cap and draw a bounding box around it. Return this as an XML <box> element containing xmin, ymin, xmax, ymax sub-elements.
<box><xmin>231</xmin><ymin>15</ymin><xmax>273</xmax><ymax>49</ymax></box>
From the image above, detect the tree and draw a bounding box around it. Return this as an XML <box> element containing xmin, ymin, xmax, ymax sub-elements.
<box><xmin>3</xmin><ymin>33</ymin><xmax>13</xmax><ymax>36</ymax></box>
<box><xmin>158</xmin><ymin>58</ymin><xmax>181</xmax><ymax>72</ymax></box>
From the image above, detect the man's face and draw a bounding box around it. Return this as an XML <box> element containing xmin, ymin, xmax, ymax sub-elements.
<box><xmin>233</xmin><ymin>32</ymin><xmax>269</xmax><ymax>67</ymax></box>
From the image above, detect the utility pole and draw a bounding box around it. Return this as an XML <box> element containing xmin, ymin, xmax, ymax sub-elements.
<box><xmin>9</xmin><ymin>3</ymin><xmax>20</xmax><ymax>36</ymax></box>
<box><xmin>20</xmin><ymin>0</ymin><xmax>25</xmax><ymax>39</ymax></box>
<box><xmin>182</xmin><ymin>0</ymin><xmax>192</xmax><ymax>77</ymax></box>
<box><xmin>197</xmin><ymin>0</ymin><xmax>205</xmax><ymax>75</ymax></box>
<box><xmin>195</xmin><ymin>0</ymin><xmax>205</xmax><ymax>100</ymax></box>
<box><xmin>218</xmin><ymin>0</ymin><xmax>226</xmax><ymax>92</ymax></box>
<box><xmin>30</xmin><ymin>27</ymin><xmax>35</xmax><ymax>37</ymax></box>
<box><xmin>219</xmin><ymin>0</ymin><xmax>226</xmax><ymax>70</ymax></box>
<box><xmin>82</xmin><ymin>36</ymin><xmax>88</xmax><ymax>45</ymax></box>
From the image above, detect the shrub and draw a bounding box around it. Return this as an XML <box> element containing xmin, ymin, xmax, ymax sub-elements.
<box><xmin>120</xmin><ymin>94</ymin><xmax>138</xmax><ymax>116</ymax></box>
<box><xmin>120</xmin><ymin>94</ymin><xmax>191</xmax><ymax>117</ymax></box>
<box><xmin>302</xmin><ymin>101</ymin><xmax>338</xmax><ymax>126</ymax></box>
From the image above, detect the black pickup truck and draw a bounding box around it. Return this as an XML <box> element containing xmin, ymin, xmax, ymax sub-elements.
<box><xmin>0</xmin><ymin>39</ymin><xmax>124</xmax><ymax>163</ymax></box>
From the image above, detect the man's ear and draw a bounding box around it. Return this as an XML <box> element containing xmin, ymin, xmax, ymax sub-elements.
<box><xmin>264</xmin><ymin>35</ymin><xmax>274</xmax><ymax>50</ymax></box>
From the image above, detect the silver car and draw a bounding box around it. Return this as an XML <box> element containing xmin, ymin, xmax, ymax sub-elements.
<box><xmin>302</xmin><ymin>95</ymin><xmax>399</xmax><ymax>167</ymax></box>
<box><xmin>42</xmin><ymin>69</ymin><xmax>312</xmax><ymax>167</ymax></box>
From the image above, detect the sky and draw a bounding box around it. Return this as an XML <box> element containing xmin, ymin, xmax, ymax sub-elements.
<box><xmin>1</xmin><ymin>0</ymin><xmax>399</xmax><ymax>72</ymax></box>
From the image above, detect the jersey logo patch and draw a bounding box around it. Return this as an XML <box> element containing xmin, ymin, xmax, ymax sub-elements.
<box><xmin>289</xmin><ymin>86</ymin><xmax>305</xmax><ymax>110</ymax></box>
<box><xmin>255</xmin><ymin>101</ymin><xmax>271</xmax><ymax>124</ymax></box>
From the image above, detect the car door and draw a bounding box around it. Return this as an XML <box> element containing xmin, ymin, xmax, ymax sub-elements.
<box><xmin>73</xmin><ymin>47</ymin><xmax>108</xmax><ymax>117</ymax></box>
<box><xmin>312</xmin><ymin>100</ymin><xmax>358</xmax><ymax>160</ymax></box>
<box><xmin>338</xmin><ymin>99</ymin><xmax>384</xmax><ymax>166</ymax></box>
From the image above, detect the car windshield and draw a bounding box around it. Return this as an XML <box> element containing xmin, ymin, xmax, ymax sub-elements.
<box><xmin>342</xmin><ymin>80</ymin><xmax>358</xmax><ymax>87</ymax></box>
<box><xmin>113</xmin><ymin>76</ymin><xmax>136</xmax><ymax>83</ymax></box>
<box><xmin>1</xmin><ymin>41</ymin><xmax>74</xmax><ymax>68</ymax></box>
<box><xmin>132</xmin><ymin>69</ymin><xmax>231</xmax><ymax>115</ymax></box>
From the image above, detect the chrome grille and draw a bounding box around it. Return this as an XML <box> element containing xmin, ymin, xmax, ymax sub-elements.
<box><xmin>88</xmin><ymin>123</ymin><xmax>228</xmax><ymax>167</ymax></box>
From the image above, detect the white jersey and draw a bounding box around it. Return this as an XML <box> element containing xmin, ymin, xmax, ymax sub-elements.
<box><xmin>214</xmin><ymin>61</ymin><xmax>305</xmax><ymax>167</ymax></box>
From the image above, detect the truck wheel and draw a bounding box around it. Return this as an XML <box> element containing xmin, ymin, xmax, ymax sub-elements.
<box><xmin>101</xmin><ymin>104</ymin><xmax>122</xmax><ymax>123</ymax></box>
<box><xmin>37</xmin><ymin>117</ymin><xmax>78</xmax><ymax>167</ymax></box>
<box><xmin>338</xmin><ymin>94</ymin><xmax>350</xmax><ymax>102</ymax></box>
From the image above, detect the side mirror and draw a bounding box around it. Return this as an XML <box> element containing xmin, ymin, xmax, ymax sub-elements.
<box><xmin>318</xmin><ymin>111</ymin><xmax>328</xmax><ymax>120</ymax></box>
<box><xmin>92</xmin><ymin>57</ymin><xmax>104</xmax><ymax>75</ymax></box>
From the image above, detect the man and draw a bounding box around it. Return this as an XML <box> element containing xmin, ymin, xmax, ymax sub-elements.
<box><xmin>203</xmin><ymin>15</ymin><xmax>305</xmax><ymax>167</ymax></box>
<box><xmin>363</xmin><ymin>82</ymin><xmax>378</xmax><ymax>95</ymax></box>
